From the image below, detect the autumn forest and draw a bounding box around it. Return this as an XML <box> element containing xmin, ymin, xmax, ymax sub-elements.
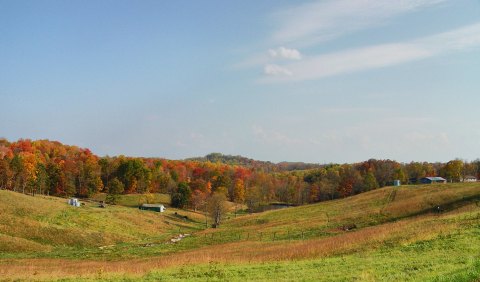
<box><xmin>0</xmin><ymin>138</ymin><xmax>478</xmax><ymax>212</ymax></box>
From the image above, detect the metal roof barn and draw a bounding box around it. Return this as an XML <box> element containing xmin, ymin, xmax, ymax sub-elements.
<box><xmin>139</xmin><ymin>204</ymin><xmax>165</xmax><ymax>212</ymax></box>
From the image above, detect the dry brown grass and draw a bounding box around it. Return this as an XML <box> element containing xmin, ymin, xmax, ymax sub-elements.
<box><xmin>223</xmin><ymin>183</ymin><xmax>480</xmax><ymax>236</ymax></box>
<box><xmin>383</xmin><ymin>184</ymin><xmax>480</xmax><ymax>218</ymax></box>
<box><xmin>0</xmin><ymin>234</ymin><xmax>52</xmax><ymax>253</ymax></box>
<box><xmin>1</xmin><ymin>184</ymin><xmax>479</xmax><ymax>280</ymax></box>
<box><xmin>0</xmin><ymin>209</ymin><xmax>462</xmax><ymax>280</ymax></box>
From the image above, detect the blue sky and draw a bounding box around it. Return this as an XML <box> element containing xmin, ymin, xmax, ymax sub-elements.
<box><xmin>1</xmin><ymin>0</ymin><xmax>480</xmax><ymax>163</ymax></box>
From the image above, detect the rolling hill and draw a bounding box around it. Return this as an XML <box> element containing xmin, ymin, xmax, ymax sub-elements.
<box><xmin>186</xmin><ymin>152</ymin><xmax>322</xmax><ymax>171</ymax></box>
<box><xmin>0</xmin><ymin>190</ymin><xmax>204</xmax><ymax>260</ymax></box>
<box><xmin>1</xmin><ymin>183</ymin><xmax>480</xmax><ymax>281</ymax></box>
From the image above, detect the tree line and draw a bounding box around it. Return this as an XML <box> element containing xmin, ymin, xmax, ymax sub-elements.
<box><xmin>1</xmin><ymin>138</ymin><xmax>479</xmax><ymax>213</ymax></box>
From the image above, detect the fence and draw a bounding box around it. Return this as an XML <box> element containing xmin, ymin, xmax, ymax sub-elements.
<box><xmin>198</xmin><ymin>229</ymin><xmax>333</xmax><ymax>243</ymax></box>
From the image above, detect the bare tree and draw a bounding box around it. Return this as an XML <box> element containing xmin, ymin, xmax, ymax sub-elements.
<box><xmin>207</xmin><ymin>192</ymin><xmax>228</xmax><ymax>228</ymax></box>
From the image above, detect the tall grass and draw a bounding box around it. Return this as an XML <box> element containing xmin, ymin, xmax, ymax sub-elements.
<box><xmin>1</xmin><ymin>209</ymin><xmax>479</xmax><ymax>281</ymax></box>
<box><xmin>1</xmin><ymin>183</ymin><xmax>480</xmax><ymax>280</ymax></box>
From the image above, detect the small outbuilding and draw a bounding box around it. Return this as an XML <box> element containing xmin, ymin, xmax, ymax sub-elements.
<box><xmin>67</xmin><ymin>198</ymin><xmax>81</xmax><ymax>207</ymax></box>
<box><xmin>462</xmin><ymin>175</ymin><xmax>478</xmax><ymax>182</ymax></box>
<box><xmin>139</xmin><ymin>204</ymin><xmax>165</xmax><ymax>212</ymax></box>
<box><xmin>420</xmin><ymin>177</ymin><xmax>447</xmax><ymax>184</ymax></box>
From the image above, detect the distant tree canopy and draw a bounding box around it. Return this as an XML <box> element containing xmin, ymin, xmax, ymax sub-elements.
<box><xmin>0</xmin><ymin>138</ymin><xmax>478</xmax><ymax>209</ymax></box>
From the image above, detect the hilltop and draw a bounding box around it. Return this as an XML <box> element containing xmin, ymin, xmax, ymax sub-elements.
<box><xmin>1</xmin><ymin>183</ymin><xmax>480</xmax><ymax>281</ymax></box>
<box><xmin>186</xmin><ymin>152</ymin><xmax>322</xmax><ymax>171</ymax></box>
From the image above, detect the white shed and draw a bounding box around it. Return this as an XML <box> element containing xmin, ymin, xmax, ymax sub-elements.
<box><xmin>139</xmin><ymin>204</ymin><xmax>165</xmax><ymax>212</ymax></box>
<box><xmin>68</xmin><ymin>198</ymin><xmax>81</xmax><ymax>207</ymax></box>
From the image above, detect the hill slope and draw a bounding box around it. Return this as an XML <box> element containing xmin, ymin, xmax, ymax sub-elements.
<box><xmin>1</xmin><ymin>183</ymin><xmax>480</xmax><ymax>281</ymax></box>
<box><xmin>216</xmin><ymin>182</ymin><xmax>480</xmax><ymax>238</ymax></box>
<box><xmin>0</xmin><ymin>190</ymin><xmax>203</xmax><ymax>259</ymax></box>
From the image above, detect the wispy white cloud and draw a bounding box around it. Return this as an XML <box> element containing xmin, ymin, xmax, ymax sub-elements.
<box><xmin>264</xmin><ymin>64</ymin><xmax>292</xmax><ymax>76</ymax></box>
<box><xmin>262</xmin><ymin>43</ymin><xmax>431</xmax><ymax>81</ymax></box>
<box><xmin>271</xmin><ymin>0</ymin><xmax>447</xmax><ymax>46</ymax></box>
<box><xmin>237</xmin><ymin>0</ymin><xmax>478</xmax><ymax>83</ymax></box>
<box><xmin>268</xmin><ymin>47</ymin><xmax>302</xmax><ymax>60</ymax></box>
<box><xmin>233</xmin><ymin>46</ymin><xmax>301</xmax><ymax>69</ymax></box>
<box><xmin>260</xmin><ymin>22</ymin><xmax>480</xmax><ymax>83</ymax></box>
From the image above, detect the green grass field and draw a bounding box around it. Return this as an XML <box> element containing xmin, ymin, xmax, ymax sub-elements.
<box><xmin>0</xmin><ymin>190</ymin><xmax>203</xmax><ymax>260</ymax></box>
<box><xmin>90</xmin><ymin>193</ymin><xmax>171</xmax><ymax>207</ymax></box>
<box><xmin>1</xmin><ymin>183</ymin><xmax>480</xmax><ymax>281</ymax></box>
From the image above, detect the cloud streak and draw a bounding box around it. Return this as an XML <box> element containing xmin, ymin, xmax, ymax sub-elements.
<box><xmin>234</xmin><ymin>46</ymin><xmax>301</xmax><ymax>69</ymax></box>
<box><xmin>271</xmin><ymin>0</ymin><xmax>447</xmax><ymax>46</ymax></box>
<box><xmin>264</xmin><ymin>64</ymin><xmax>292</xmax><ymax>76</ymax></box>
<box><xmin>261</xmin><ymin>22</ymin><xmax>480</xmax><ymax>82</ymax></box>
<box><xmin>268</xmin><ymin>47</ymin><xmax>302</xmax><ymax>60</ymax></box>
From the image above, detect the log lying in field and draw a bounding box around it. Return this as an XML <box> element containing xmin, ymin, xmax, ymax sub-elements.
<box><xmin>341</xmin><ymin>224</ymin><xmax>357</xmax><ymax>231</ymax></box>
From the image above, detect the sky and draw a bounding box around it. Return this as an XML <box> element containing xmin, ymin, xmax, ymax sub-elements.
<box><xmin>1</xmin><ymin>0</ymin><xmax>480</xmax><ymax>164</ymax></box>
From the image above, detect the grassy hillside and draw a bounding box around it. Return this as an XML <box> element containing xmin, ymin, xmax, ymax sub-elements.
<box><xmin>1</xmin><ymin>183</ymin><xmax>480</xmax><ymax>281</ymax></box>
<box><xmin>0</xmin><ymin>190</ymin><xmax>203</xmax><ymax>260</ymax></box>
<box><xmin>91</xmin><ymin>193</ymin><xmax>171</xmax><ymax>207</ymax></box>
<box><xmin>209</xmin><ymin>183</ymin><xmax>480</xmax><ymax>240</ymax></box>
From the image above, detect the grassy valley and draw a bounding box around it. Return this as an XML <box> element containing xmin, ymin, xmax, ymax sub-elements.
<box><xmin>1</xmin><ymin>183</ymin><xmax>480</xmax><ymax>281</ymax></box>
